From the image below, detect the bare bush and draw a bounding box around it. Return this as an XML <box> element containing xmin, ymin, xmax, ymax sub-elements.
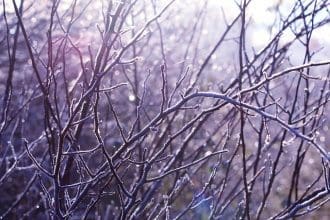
<box><xmin>1</xmin><ymin>0</ymin><xmax>330</xmax><ymax>219</ymax></box>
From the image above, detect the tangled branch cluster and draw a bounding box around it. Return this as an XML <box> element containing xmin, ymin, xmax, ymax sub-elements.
<box><xmin>1</xmin><ymin>0</ymin><xmax>330</xmax><ymax>219</ymax></box>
